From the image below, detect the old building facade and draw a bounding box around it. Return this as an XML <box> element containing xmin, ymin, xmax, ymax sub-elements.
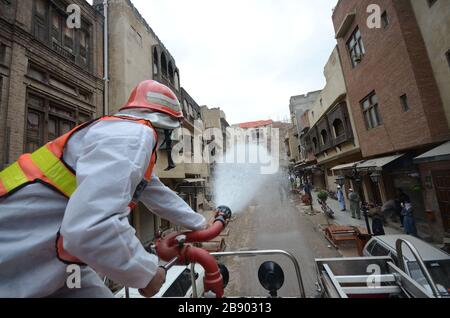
<box><xmin>304</xmin><ymin>47</ymin><xmax>362</xmax><ymax>201</ymax></box>
<box><xmin>332</xmin><ymin>0</ymin><xmax>450</xmax><ymax>242</ymax></box>
<box><xmin>0</xmin><ymin>0</ymin><xmax>104</xmax><ymax>170</ymax></box>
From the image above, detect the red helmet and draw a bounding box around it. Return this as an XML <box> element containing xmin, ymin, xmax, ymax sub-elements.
<box><xmin>120</xmin><ymin>80</ymin><xmax>183</xmax><ymax>119</ymax></box>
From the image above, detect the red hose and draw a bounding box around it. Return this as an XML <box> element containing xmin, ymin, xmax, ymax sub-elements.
<box><xmin>155</xmin><ymin>217</ymin><xmax>228</xmax><ymax>298</ymax></box>
<box><xmin>180</xmin><ymin>246</ymin><xmax>224</xmax><ymax>298</ymax></box>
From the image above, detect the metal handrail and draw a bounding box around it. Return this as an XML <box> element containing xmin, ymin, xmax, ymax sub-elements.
<box><xmin>395</xmin><ymin>238</ymin><xmax>441</xmax><ymax>298</ymax></box>
<box><xmin>211</xmin><ymin>249</ymin><xmax>306</xmax><ymax>298</ymax></box>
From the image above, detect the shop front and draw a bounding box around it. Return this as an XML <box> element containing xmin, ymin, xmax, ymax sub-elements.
<box><xmin>414</xmin><ymin>141</ymin><xmax>450</xmax><ymax>243</ymax></box>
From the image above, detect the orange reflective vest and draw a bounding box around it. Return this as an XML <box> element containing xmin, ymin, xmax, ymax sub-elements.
<box><xmin>0</xmin><ymin>116</ymin><xmax>158</xmax><ymax>265</ymax></box>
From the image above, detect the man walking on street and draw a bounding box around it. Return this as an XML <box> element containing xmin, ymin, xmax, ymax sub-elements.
<box><xmin>337</xmin><ymin>185</ymin><xmax>346</xmax><ymax>212</ymax></box>
<box><xmin>349</xmin><ymin>188</ymin><xmax>361</xmax><ymax>219</ymax></box>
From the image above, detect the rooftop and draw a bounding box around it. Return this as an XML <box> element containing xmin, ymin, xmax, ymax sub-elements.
<box><xmin>238</xmin><ymin>120</ymin><xmax>274</xmax><ymax>129</ymax></box>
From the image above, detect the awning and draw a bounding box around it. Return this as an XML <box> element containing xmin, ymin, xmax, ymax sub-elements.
<box><xmin>294</xmin><ymin>161</ymin><xmax>316</xmax><ymax>169</ymax></box>
<box><xmin>414</xmin><ymin>142</ymin><xmax>450</xmax><ymax>164</ymax></box>
<box><xmin>357</xmin><ymin>154</ymin><xmax>404</xmax><ymax>171</ymax></box>
<box><xmin>331</xmin><ymin>161</ymin><xmax>361</xmax><ymax>171</ymax></box>
<box><xmin>183</xmin><ymin>178</ymin><xmax>206</xmax><ymax>183</ymax></box>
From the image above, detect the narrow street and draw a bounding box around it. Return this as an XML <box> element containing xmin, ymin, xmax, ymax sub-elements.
<box><xmin>220</xmin><ymin>173</ymin><xmax>341</xmax><ymax>298</ymax></box>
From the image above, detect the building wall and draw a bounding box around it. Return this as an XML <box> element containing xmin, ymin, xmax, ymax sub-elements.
<box><xmin>287</xmin><ymin>127</ymin><xmax>300</xmax><ymax>163</ymax></box>
<box><xmin>411</xmin><ymin>0</ymin><xmax>450</xmax><ymax>128</ymax></box>
<box><xmin>290</xmin><ymin>91</ymin><xmax>321</xmax><ymax>134</ymax></box>
<box><xmin>308</xmin><ymin>48</ymin><xmax>347</xmax><ymax>127</ymax></box>
<box><xmin>200</xmin><ymin>106</ymin><xmax>223</xmax><ymax>130</ymax></box>
<box><xmin>0</xmin><ymin>0</ymin><xmax>104</xmax><ymax>168</ymax></box>
<box><xmin>418</xmin><ymin>161</ymin><xmax>450</xmax><ymax>240</ymax></box>
<box><xmin>332</xmin><ymin>0</ymin><xmax>450</xmax><ymax>158</ymax></box>
<box><xmin>272</xmin><ymin>121</ymin><xmax>292</xmax><ymax>169</ymax></box>
<box><xmin>103</xmin><ymin>0</ymin><xmax>156</xmax><ymax>113</ymax></box>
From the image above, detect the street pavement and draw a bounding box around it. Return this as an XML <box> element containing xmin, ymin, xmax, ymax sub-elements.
<box><xmin>310</xmin><ymin>191</ymin><xmax>403</xmax><ymax>235</ymax></box>
<box><xmin>221</xmin><ymin>178</ymin><xmax>341</xmax><ymax>298</ymax></box>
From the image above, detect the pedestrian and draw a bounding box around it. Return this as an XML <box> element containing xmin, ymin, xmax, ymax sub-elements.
<box><xmin>382</xmin><ymin>199</ymin><xmax>402</xmax><ymax>224</ymax></box>
<box><xmin>0</xmin><ymin>80</ymin><xmax>207</xmax><ymax>298</ymax></box>
<box><xmin>369</xmin><ymin>204</ymin><xmax>385</xmax><ymax>236</ymax></box>
<box><xmin>349</xmin><ymin>188</ymin><xmax>361</xmax><ymax>219</ymax></box>
<box><xmin>402</xmin><ymin>201</ymin><xmax>419</xmax><ymax>237</ymax></box>
<box><xmin>296</xmin><ymin>176</ymin><xmax>301</xmax><ymax>190</ymax></box>
<box><xmin>337</xmin><ymin>185</ymin><xmax>346</xmax><ymax>211</ymax></box>
<box><xmin>397</xmin><ymin>188</ymin><xmax>410</xmax><ymax>226</ymax></box>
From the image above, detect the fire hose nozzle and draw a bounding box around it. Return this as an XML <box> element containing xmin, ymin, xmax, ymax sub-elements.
<box><xmin>215</xmin><ymin>206</ymin><xmax>232</xmax><ymax>221</ymax></box>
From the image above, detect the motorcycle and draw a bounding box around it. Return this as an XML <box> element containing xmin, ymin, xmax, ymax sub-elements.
<box><xmin>318</xmin><ymin>199</ymin><xmax>335</xmax><ymax>219</ymax></box>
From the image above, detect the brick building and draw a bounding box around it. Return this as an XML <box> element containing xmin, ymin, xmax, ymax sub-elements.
<box><xmin>332</xmin><ymin>0</ymin><xmax>450</xmax><ymax>242</ymax></box>
<box><xmin>0</xmin><ymin>0</ymin><xmax>105</xmax><ymax>170</ymax></box>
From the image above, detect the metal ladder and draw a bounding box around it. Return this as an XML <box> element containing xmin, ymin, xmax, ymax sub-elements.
<box><xmin>319</xmin><ymin>239</ymin><xmax>441</xmax><ymax>298</ymax></box>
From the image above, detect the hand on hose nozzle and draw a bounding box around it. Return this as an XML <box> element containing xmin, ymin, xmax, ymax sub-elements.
<box><xmin>139</xmin><ymin>267</ymin><xmax>166</xmax><ymax>298</ymax></box>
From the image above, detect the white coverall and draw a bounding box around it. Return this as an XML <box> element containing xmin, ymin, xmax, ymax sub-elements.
<box><xmin>0</xmin><ymin>111</ymin><xmax>206</xmax><ymax>298</ymax></box>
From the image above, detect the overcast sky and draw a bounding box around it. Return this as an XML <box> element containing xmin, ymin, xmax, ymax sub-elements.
<box><xmin>95</xmin><ymin>0</ymin><xmax>338</xmax><ymax>124</ymax></box>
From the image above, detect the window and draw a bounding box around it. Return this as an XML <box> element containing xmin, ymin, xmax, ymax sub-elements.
<box><xmin>361</xmin><ymin>92</ymin><xmax>382</xmax><ymax>129</ymax></box>
<box><xmin>51</xmin><ymin>9</ymin><xmax>62</xmax><ymax>44</ymax></box>
<box><xmin>33</xmin><ymin>0</ymin><xmax>91</xmax><ymax>69</ymax></box>
<box><xmin>34</xmin><ymin>0</ymin><xmax>48</xmax><ymax>42</ymax></box>
<box><xmin>0</xmin><ymin>43</ymin><xmax>5</xmax><ymax>64</ymax></box>
<box><xmin>400</xmin><ymin>94</ymin><xmax>410</xmax><ymax>112</ymax></box>
<box><xmin>320</xmin><ymin>130</ymin><xmax>328</xmax><ymax>145</ymax></box>
<box><xmin>381</xmin><ymin>11</ymin><xmax>389</xmax><ymax>29</ymax></box>
<box><xmin>370</xmin><ymin>243</ymin><xmax>390</xmax><ymax>257</ymax></box>
<box><xmin>79</xmin><ymin>28</ymin><xmax>90</xmax><ymax>66</ymax></box>
<box><xmin>26</xmin><ymin>109</ymin><xmax>44</xmax><ymax>153</ymax></box>
<box><xmin>347</xmin><ymin>27</ymin><xmax>365</xmax><ymax>67</ymax></box>
<box><xmin>153</xmin><ymin>48</ymin><xmax>159</xmax><ymax>75</ymax></box>
<box><xmin>427</xmin><ymin>0</ymin><xmax>437</xmax><ymax>8</ymax></box>
<box><xmin>312</xmin><ymin>137</ymin><xmax>318</xmax><ymax>150</ymax></box>
<box><xmin>63</xmin><ymin>24</ymin><xmax>74</xmax><ymax>53</ymax></box>
<box><xmin>161</xmin><ymin>52</ymin><xmax>168</xmax><ymax>78</ymax></box>
<box><xmin>25</xmin><ymin>92</ymin><xmax>90</xmax><ymax>152</ymax></box>
<box><xmin>168</xmin><ymin>61</ymin><xmax>174</xmax><ymax>84</ymax></box>
<box><xmin>333</xmin><ymin>119</ymin><xmax>345</xmax><ymax>137</ymax></box>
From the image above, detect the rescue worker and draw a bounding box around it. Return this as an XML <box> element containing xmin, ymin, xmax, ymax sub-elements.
<box><xmin>0</xmin><ymin>80</ymin><xmax>207</xmax><ymax>298</ymax></box>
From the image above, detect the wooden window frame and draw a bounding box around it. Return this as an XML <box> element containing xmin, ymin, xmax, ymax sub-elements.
<box><xmin>346</xmin><ymin>27</ymin><xmax>365</xmax><ymax>68</ymax></box>
<box><xmin>361</xmin><ymin>92</ymin><xmax>383</xmax><ymax>130</ymax></box>
<box><xmin>25</xmin><ymin>90</ymin><xmax>93</xmax><ymax>152</ymax></box>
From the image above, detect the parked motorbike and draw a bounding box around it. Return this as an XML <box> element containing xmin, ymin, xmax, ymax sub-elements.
<box><xmin>318</xmin><ymin>199</ymin><xmax>335</xmax><ymax>219</ymax></box>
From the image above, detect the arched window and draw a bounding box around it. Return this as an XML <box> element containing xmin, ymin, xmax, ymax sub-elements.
<box><xmin>174</xmin><ymin>71</ymin><xmax>179</xmax><ymax>89</ymax></box>
<box><xmin>161</xmin><ymin>52</ymin><xmax>168</xmax><ymax>77</ymax></box>
<box><xmin>333</xmin><ymin>119</ymin><xmax>345</xmax><ymax>138</ymax></box>
<box><xmin>312</xmin><ymin>137</ymin><xmax>318</xmax><ymax>150</ymax></box>
<box><xmin>168</xmin><ymin>61</ymin><xmax>174</xmax><ymax>84</ymax></box>
<box><xmin>153</xmin><ymin>48</ymin><xmax>159</xmax><ymax>75</ymax></box>
<box><xmin>183</xmin><ymin>99</ymin><xmax>188</xmax><ymax>116</ymax></box>
<box><xmin>321</xmin><ymin>130</ymin><xmax>328</xmax><ymax>145</ymax></box>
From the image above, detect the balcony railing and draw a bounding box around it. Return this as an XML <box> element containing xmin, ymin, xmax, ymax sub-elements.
<box><xmin>52</xmin><ymin>41</ymin><xmax>75</xmax><ymax>63</ymax></box>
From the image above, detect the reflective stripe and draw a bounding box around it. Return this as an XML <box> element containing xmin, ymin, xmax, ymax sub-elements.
<box><xmin>0</xmin><ymin>179</ymin><xmax>8</xmax><ymax>196</ymax></box>
<box><xmin>0</xmin><ymin>162</ymin><xmax>29</xmax><ymax>192</ymax></box>
<box><xmin>146</xmin><ymin>91</ymin><xmax>180</xmax><ymax>111</ymax></box>
<box><xmin>30</xmin><ymin>145</ymin><xmax>76</xmax><ymax>197</ymax></box>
